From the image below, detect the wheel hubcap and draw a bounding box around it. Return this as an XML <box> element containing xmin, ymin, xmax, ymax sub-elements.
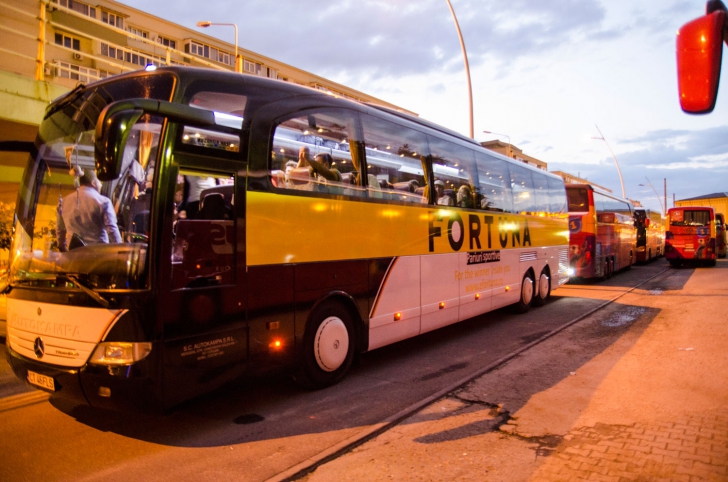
<box><xmin>522</xmin><ymin>277</ymin><xmax>534</xmax><ymax>304</ymax></box>
<box><xmin>538</xmin><ymin>274</ymin><xmax>550</xmax><ymax>298</ymax></box>
<box><xmin>314</xmin><ymin>316</ymin><xmax>349</xmax><ymax>372</ymax></box>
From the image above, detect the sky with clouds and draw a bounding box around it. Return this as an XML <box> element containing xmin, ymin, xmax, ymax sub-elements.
<box><xmin>120</xmin><ymin>0</ymin><xmax>727</xmax><ymax>214</ymax></box>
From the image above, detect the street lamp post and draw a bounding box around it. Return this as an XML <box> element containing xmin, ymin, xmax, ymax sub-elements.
<box><xmin>445</xmin><ymin>0</ymin><xmax>473</xmax><ymax>139</ymax></box>
<box><xmin>483</xmin><ymin>130</ymin><xmax>512</xmax><ymax>158</ymax></box>
<box><xmin>639</xmin><ymin>177</ymin><xmax>665</xmax><ymax>215</ymax></box>
<box><xmin>197</xmin><ymin>21</ymin><xmax>241</xmax><ymax>73</ymax></box>
<box><xmin>591</xmin><ymin>124</ymin><xmax>626</xmax><ymax>199</ymax></box>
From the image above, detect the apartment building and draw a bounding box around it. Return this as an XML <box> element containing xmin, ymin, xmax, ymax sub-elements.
<box><xmin>0</xmin><ymin>0</ymin><xmax>413</xmax><ymax>202</ymax></box>
<box><xmin>480</xmin><ymin>139</ymin><xmax>547</xmax><ymax>171</ymax></box>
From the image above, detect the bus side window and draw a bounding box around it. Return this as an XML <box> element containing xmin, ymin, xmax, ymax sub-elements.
<box><xmin>360</xmin><ymin>113</ymin><xmax>429</xmax><ymax>203</ymax></box>
<box><xmin>426</xmin><ymin>136</ymin><xmax>477</xmax><ymax>208</ymax></box>
<box><xmin>475</xmin><ymin>152</ymin><xmax>512</xmax><ymax>213</ymax></box>
<box><xmin>547</xmin><ymin>177</ymin><xmax>567</xmax><ymax>216</ymax></box>
<box><xmin>171</xmin><ymin>171</ymin><xmax>236</xmax><ymax>290</ymax></box>
<box><xmin>271</xmin><ymin>110</ymin><xmax>365</xmax><ymax>196</ymax></box>
<box><xmin>509</xmin><ymin>164</ymin><xmax>538</xmax><ymax>215</ymax></box>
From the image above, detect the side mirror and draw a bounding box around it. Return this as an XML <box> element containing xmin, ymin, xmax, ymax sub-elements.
<box><xmin>95</xmin><ymin>109</ymin><xmax>144</xmax><ymax>181</ymax></box>
<box><xmin>94</xmin><ymin>99</ymin><xmax>223</xmax><ymax>182</ymax></box>
<box><xmin>676</xmin><ymin>10</ymin><xmax>726</xmax><ymax>114</ymax></box>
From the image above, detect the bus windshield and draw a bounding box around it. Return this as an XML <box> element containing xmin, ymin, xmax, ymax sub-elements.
<box><xmin>670</xmin><ymin>210</ymin><xmax>711</xmax><ymax>227</ymax></box>
<box><xmin>566</xmin><ymin>187</ymin><xmax>589</xmax><ymax>212</ymax></box>
<box><xmin>10</xmin><ymin>74</ymin><xmax>174</xmax><ymax>291</ymax></box>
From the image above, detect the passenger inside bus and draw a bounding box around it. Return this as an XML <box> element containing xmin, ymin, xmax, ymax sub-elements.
<box><xmin>458</xmin><ymin>185</ymin><xmax>474</xmax><ymax>208</ymax></box>
<box><xmin>435</xmin><ymin>180</ymin><xmax>454</xmax><ymax>206</ymax></box>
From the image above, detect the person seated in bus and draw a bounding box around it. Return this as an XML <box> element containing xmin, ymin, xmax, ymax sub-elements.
<box><xmin>435</xmin><ymin>180</ymin><xmax>454</xmax><ymax>206</ymax></box>
<box><xmin>284</xmin><ymin>160</ymin><xmax>298</xmax><ymax>185</ymax></box>
<box><xmin>270</xmin><ymin>170</ymin><xmax>285</xmax><ymax>188</ymax></box>
<box><xmin>480</xmin><ymin>196</ymin><xmax>492</xmax><ymax>210</ymax></box>
<box><xmin>309</xmin><ymin>153</ymin><xmax>342</xmax><ymax>183</ymax></box>
<box><xmin>457</xmin><ymin>185</ymin><xmax>474</xmax><ymax>208</ymax></box>
<box><xmin>367</xmin><ymin>174</ymin><xmax>382</xmax><ymax>198</ymax></box>
<box><xmin>58</xmin><ymin>169</ymin><xmax>122</xmax><ymax>249</ymax></box>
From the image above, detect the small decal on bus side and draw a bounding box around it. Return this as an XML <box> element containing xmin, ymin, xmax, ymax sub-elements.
<box><xmin>466</xmin><ymin>250</ymin><xmax>501</xmax><ymax>265</ymax></box>
<box><xmin>182</xmin><ymin>336</ymin><xmax>236</xmax><ymax>361</ymax></box>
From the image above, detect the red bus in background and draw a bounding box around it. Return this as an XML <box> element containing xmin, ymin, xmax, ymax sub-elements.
<box><xmin>665</xmin><ymin>207</ymin><xmax>717</xmax><ymax>267</ymax></box>
<box><xmin>634</xmin><ymin>209</ymin><xmax>665</xmax><ymax>263</ymax></box>
<box><xmin>715</xmin><ymin>213</ymin><xmax>727</xmax><ymax>258</ymax></box>
<box><xmin>566</xmin><ymin>184</ymin><xmax>636</xmax><ymax>280</ymax></box>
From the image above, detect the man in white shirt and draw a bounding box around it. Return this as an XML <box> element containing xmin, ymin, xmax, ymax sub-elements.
<box><xmin>59</xmin><ymin>169</ymin><xmax>122</xmax><ymax>248</ymax></box>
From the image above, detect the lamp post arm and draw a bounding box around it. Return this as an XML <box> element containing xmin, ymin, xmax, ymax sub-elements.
<box><xmin>445</xmin><ymin>0</ymin><xmax>474</xmax><ymax>139</ymax></box>
<box><xmin>644</xmin><ymin>177</ymin><xmax>665</xmax><ymax>215</ymax></box>
<box><xmin>594</xmin><ymin>124</ymin><xmax>626</xmax><ymax>199</ymax></box>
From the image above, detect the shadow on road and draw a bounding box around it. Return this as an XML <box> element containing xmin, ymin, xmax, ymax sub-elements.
<box><xmin>35</xmin><ymin>263</ymin><xmax>674</xmax><ymax>451</ymax></box>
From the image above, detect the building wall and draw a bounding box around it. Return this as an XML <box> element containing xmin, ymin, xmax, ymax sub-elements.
<box><xmin>0</xmin><ymin>0</ymin><xmax>416</xmax><ymax>205</ymax></box>
<box><xmin>675</xmin><ymin>197</ymin><xmax>728</xmax><ymax>218</ymax></box>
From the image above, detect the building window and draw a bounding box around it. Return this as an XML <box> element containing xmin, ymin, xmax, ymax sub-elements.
<box><xmin>185</xmin><ymin>41</ymin><xmax>233</xmax><ymax>66</ymax></box>
<box><xmin>54</xmin><ymin>0</ymin><xmax>96</xmax><ymax>19</ymax></box>
<box><xmin>243</xmin><ymin>59</ymin><xmax>262</xmax><ymax>75</ymax></box>
<box><xmin>128</xmin><ymin>26</ymin><xmax>148</xmax><ymax>39</ymax></box>
<box><xmin>101</xmin><ymin>11</ymin><xmax>124</xmax><ymax>29</ymax></box>
<box><xmin>55</xmin><ymin>61</ymin><xmax>98</xmax><ymax>83</ymax></box>
<box><xmin>100</xmin><ymin>42</ymin><xmax>167</xmax><ymax>68</ymax></box>
<box><xmin>55</xmin><ymin>33</ymin><xmax>80</xmax><ymax>51</ymax></box>
<box><xmin>157</xmin><ymin>36</ymin><xmax>176</xmax><ymax>50</ymax></box>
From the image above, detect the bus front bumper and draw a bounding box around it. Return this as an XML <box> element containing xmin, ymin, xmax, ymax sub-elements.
<box><xmin>5</xmin><ymin>344</ymin><xmax>163</xmax><ymax>413</ymax></box>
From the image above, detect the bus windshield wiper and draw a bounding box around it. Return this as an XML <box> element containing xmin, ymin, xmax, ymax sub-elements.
<box><xmin>44</xmin><ymin>83</ymin><xmax>86</xmax><ymax>119</ymax></box>
<box><xmin>61</xmin><ymin>274</ymin><xmax>110</xmax><ymax>308</ymax></box>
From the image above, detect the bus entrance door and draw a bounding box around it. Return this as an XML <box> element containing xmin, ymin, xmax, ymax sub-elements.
<box><xmin>160</xmin><ymin>166</ymin><xmax>247</xmax><ymax>408</ymax></box>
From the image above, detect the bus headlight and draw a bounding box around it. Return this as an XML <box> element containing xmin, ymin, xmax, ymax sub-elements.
<box><xmin>89</xmin><ymin>342</ymin><xmax>152</xmax><ymax>366</ymax></box>
<box><xmin>566</xmin><ymin>268</ymin><xmax>575</xmax><ymax>276</ymax></box>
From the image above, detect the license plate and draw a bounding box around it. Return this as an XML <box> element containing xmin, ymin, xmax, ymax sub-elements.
<box><xmin>27</xmin><ymin>370</ymin><xmax>55</xmax><ymax>391</ymax></box>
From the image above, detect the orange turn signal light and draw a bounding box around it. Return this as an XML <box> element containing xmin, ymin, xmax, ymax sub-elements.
<box><xmin>439</xmin><ymin>302</ymin><xmax>445</xmax><ymax>310</ymax></box>
<box><xmin>475</xmin><ymin>293</ymin><xmax>480</xmax><ymax>300</ymax></box>
<box><xmin>394</xmin><ymin>312</ymin><xmax>402</xmax><ymax>321</ymax></box>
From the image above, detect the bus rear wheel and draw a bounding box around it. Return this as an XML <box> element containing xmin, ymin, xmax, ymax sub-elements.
<box><xmin>514</xmin><ymin>272</ymin><xmax>534</xmax><ymax>313</ymax></box>
<box><xmin>532</xmin><ymin>269</ymin><xmax>550</xmax><ymax>307</ymax></box>
<box><xmin>295</xmin><ymin>301</ymin><xmax>355</xmax><ymax>389</ymax></box>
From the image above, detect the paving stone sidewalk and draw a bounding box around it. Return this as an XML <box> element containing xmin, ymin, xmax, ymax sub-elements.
<box><xmin>301</xmin><ymin>263</ymin><xmax>728</xmax><ymax>482</ymax></box>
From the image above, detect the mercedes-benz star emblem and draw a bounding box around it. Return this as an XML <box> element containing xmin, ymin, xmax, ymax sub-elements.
<box><xmin>33</xmin><ymin>337</ymin><xmax>45</xmax><ymax>358</ymax></box>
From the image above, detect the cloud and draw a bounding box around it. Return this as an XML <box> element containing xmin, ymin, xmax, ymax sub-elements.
<box><xmin>553</xmin><ymin>125</ymin><xmax>728</xmax><ymax>206</ymax></box>
<box><xmin>121</xmin><ymin>0</ymin><xmax>615</xmax><ymax>78</ymax></box>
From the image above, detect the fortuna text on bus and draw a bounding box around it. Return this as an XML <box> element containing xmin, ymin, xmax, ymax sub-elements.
<box><xmin>428</xmin><ymin>211</ymin><xmax>532</xmax><ymax>253</ymax></box>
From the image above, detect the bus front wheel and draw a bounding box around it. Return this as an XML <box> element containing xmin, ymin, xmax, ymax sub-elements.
<box><xmin>295</xmin><ymin>301</ymin><xmax>356</xmax><ymax>389</ymax></box>
<box><xmin>532</xmin><ymin>269</ymin><xmax>550</xmax><ymax>307</ymax></box>
<box><xmin>514</xmin><ymin>272</ymin><xmax>534</xmax><ymax>313</ymax></box>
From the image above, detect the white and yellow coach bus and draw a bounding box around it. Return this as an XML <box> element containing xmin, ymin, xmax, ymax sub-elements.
<box><xmin>2</xmin><ymin>67</ymin><xmax>569</xmax><ymax>412</ymax></box>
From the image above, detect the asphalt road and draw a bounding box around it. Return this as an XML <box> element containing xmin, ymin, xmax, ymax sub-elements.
<box><xmin>0</xmin><ymin>260</ymin><xmax>669</xmax><ymax>482</ymax></box>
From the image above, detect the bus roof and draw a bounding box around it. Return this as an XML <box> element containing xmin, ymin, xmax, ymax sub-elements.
<box><xmin>565</xmin><ymin>183</ymin><xmax>632</xmax><ymax>204</ymax></box>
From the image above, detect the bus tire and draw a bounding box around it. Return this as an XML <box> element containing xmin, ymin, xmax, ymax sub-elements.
<box><xmin>708</xmin><ymin>259</ymin><xmax>717</xmax><ymax>267</ymax></box>
<box><xmin>532</xmin><ymin>269</ymin><xmax>550</xmax><ymax>307</ymax></box>
<box><xmin>295</xmin><ymin>301</ymin><xmax>356</xmax><ymax>390</ymax></box>
<box><xmin>514</xmin><ymin>271</ymin><xmax>535</xmax><ymax>313</ymax></box>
